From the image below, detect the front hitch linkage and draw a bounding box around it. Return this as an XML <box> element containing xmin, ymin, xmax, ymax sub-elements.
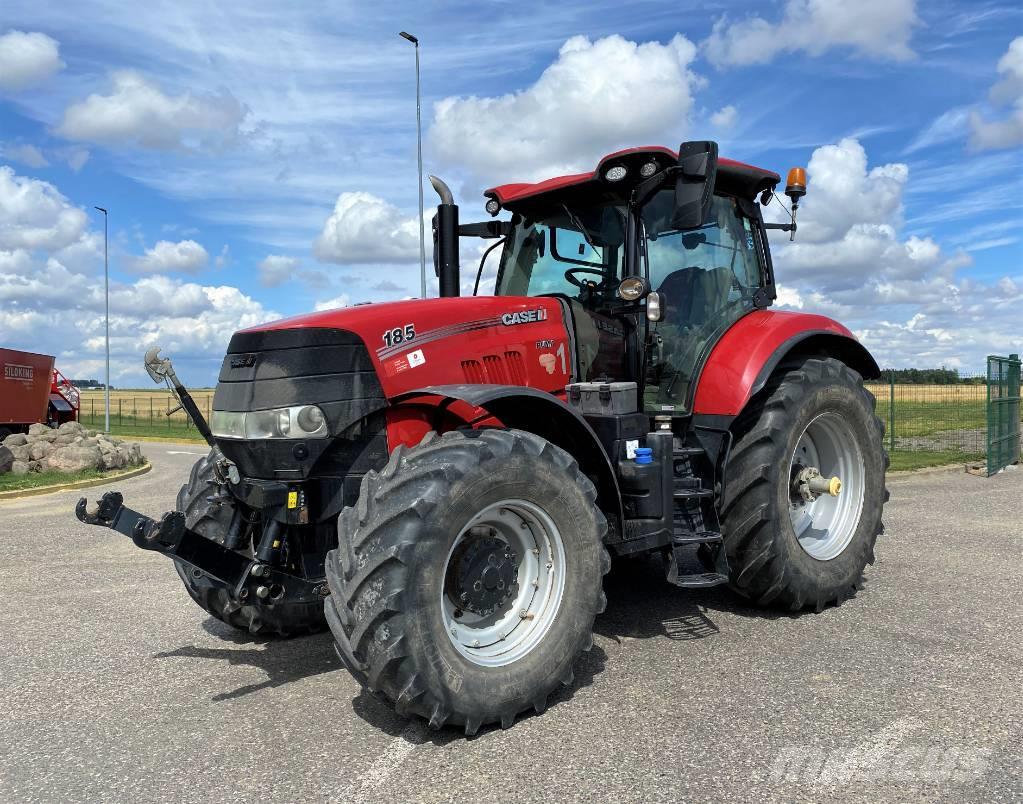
<box><xmin>75</xmin><ymin>491</ymin><xmax>326</xmax><ymax>604</ymax></box>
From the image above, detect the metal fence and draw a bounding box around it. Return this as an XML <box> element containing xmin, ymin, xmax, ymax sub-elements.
<box><xmin>79</xmin><ymin>370</ymin><xmax>1022</xmax><ymax>470</ymax></box>
<box><xmin>866</xmin><ymin>368</ymin><xmax>1022</xmax><ymax>470</ymax></box>
<box><xmin>987</xmin><ymin>354</ymin><xmax>1022</xmax><ymax>475</ymax></box>
<box><xmin>78</xmin><ymin>393</ymin><xmax>214</xmax><ymax>437</ymax></box>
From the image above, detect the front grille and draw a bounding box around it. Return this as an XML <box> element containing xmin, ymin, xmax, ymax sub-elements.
<box><xmin>212</xmin><ymin>327</ymin><xmax>387</xmax><ymax>480</ymax></box>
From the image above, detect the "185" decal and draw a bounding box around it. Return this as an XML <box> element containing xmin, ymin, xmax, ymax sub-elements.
<box><xmin>382</xmin><ymin>324</ymin><xmax>415</xmax><ymax>347</ymax></box>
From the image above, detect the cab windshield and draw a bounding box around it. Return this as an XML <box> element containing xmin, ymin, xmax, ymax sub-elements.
<box><xmin>495</xmin><ymin>203</ymin><xmax>626</xmax><ymax>302</ymax></box>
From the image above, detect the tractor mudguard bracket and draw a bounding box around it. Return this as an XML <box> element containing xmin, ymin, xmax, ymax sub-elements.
<box><xmin>75</xmin><ymin>491</ymin><xmax>325</xmax><ymax>605</ymax></box>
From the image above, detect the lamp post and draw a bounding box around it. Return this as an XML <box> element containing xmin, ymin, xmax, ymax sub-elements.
<box><xmin>94</xmin><ymin>206</ymin><xmax>110</xmax><ymax>433</ymax></box>
<box><xmin>399</xmin><ymin>31</ymin><xmax>427</xmax><ymax>299</ymax></box>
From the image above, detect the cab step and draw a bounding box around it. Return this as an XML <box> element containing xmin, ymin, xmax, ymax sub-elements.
<box><xmin>672</xmin><ymin>487</ymin><xmax>714</xmax><ymax>501</ymax></box>
<box><xmin>672</xmin><ymin>446</ymin><xmax>705</xmax><ymax>457</ymax></box>
<box><xmin>669</xmin><ymin>571</ymin><xmax>729</xmax><ymax>589</ymax></box>
<box><xmin>672</xmin><ymin>531</ymin><xmax>723</xmax><ymax>546</ymax></box>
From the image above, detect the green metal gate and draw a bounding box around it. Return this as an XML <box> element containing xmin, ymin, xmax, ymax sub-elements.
<box><xmin>987</xmin><ymin>353</ymin><xmax>1021</xmax><ymax>475</ymax></box>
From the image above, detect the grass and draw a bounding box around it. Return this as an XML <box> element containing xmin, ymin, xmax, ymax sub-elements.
<box><xmin>888</xmin><ymin>450</ymin><xmax>983</xmax><ymax>472</ymax></box>
<box><xmin>77</xmin><ymin>416</ymin><xmax>208</xmax><ymax>443</ymax></box>
<box><xmin>0</xmin><ymin>467</ymin><xmax>107</xmax><ymax>493</ymax></box>
<box><xmin>866</xmin><ymin>383</ymin><xmax>988</xmax><ymax>438</ymax></box>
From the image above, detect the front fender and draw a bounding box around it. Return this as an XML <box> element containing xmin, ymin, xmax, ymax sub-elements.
<box><xmin>391</xmin><ymin>384</ymin><xmax>624</xmax><ymax>539</ymax></box>
<box><xmin>693</xmin><ymin>310</ymin><xmax>880</xmax><ymax>417</ymax></box>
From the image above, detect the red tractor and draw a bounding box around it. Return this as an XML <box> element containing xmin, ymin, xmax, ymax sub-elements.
<box><xmin>77</xmin><ymin>141</ymin><xmax>886</xmax><ymax>734</ymax></box>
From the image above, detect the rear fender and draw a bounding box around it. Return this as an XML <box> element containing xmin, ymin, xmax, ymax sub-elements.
<box><xmin>389</xmin><ymin>385</ymin><xmax>623</xmax><ymax>539</ymax></box>
<box><xmin>693</xmin><ymin>310</ymin><xmax>880</xmax><ymax>417</ymax></box>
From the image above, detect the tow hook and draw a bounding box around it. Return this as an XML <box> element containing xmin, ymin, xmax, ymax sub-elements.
<box><xmin>794</xmin><ymin>466</ymin><xmax>842</xmax><ymax>503</ymax></box>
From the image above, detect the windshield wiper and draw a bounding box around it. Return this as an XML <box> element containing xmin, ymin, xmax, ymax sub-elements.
<box><xmin>560</xmin><ymin>203</ymin><xmax>601</xmax><ymax>258</ymax></box>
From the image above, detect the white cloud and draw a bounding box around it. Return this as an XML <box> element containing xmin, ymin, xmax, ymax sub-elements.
<box><xmin>709</xmin><ymin>105</ymin><xmax>737</xmax><ymax>129</ymax></box>
<box><xmin>767</xmin><ymin>138</ymin><xmax>1019</xmax><ymax>369</ymax></box>
<box><xmin>775</xmin><ymin>285</ymin><xmax>804</xmax><ymax>308</ymax></box>
<box><xmin>258</xmin><ymin>254</ymin><xmax>298</xmax><ymax>287</ymax></box>
<box><xmin>0</xmin><ymin>142</ymin><xmax>48</xmax><ymax>168</ymax></box>
<box><xmin>58</xmin><ymin>70</ymin><xmax>248</xmax><ymax>151</ymax></box>
<box><xmin>0</xmin><ymin>165</ymin><xmax>88</xmax><ymax>251</ymax></box>
<box><xmin>902</xmin><ymin>107</ymin><xmax>969</xmax><ymax>154</ymax></box>
<box><xmin>0</xmin><ymin>252</ymin><xmax>277</xmax><ymax>383</ymax></box>
<box><xmin>776</xmin><ymin>138</ymin><xmax>908</xmax><ymax>244</ymax></box>
<box><xmin>705</xmin><ymin>0</ymin><xmax>918</xmax><ymax>67</ymax></box>
<box><xmin>127</xmin><ymin>239</ymin><xmax>209</xmax><ymax>274</ymax></box>
<box><xmin>429</xmin><ymin>34</ymin><xmax>700</xmax><ymax>184</ymax></box>
<box><xmin>61</xmin><ymin>147</ymin><xmax>90</xmax><ymax>172</ymax></box>
<box><xmin>314</xmin><ymin>294</ymin><xmax>350</xmax><ymax>312</ymax></box>
<box><xmin>0</xmin><ymin>30</ymin><xmax>63</xmax><ymax>91</ymax></box>
<box><xmin>313</xmin><ymin>192</ymin><xmax>419</xmax><ymax>264</ymax></box>
<box><xmin>970</xmin><ymin>36</ymin><xmax>1023</xmax><ymax>150</ymax></box>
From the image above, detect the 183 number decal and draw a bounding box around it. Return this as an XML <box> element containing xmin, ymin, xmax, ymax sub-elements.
<box><xmin>382</xmin><ymin>324</ymin><xmax>416</xmax><ymax>347</ymax></box>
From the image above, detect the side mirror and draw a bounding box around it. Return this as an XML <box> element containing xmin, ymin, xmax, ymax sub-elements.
<box><xmin>671</xmin><ymin>141</ymin><xmax>718</xmax><ymax>230</ymax></box>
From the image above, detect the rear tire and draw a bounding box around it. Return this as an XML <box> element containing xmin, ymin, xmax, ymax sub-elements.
<box><xmin>174</xmin><ymin>449</ymin><xmax>327</xmax><ymax>638</ymax></box>
<box><xmin>720</xmin><ymin>357</ymin><xmax>888</xmax><ymax>611</ymax></box>
<box><xmin>324</xmin><ymin>429</ymin><xmax>610</xmax><ymax>734</ymax></box>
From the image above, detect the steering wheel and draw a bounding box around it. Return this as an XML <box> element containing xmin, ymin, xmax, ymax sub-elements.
<box><xmin>564</xmin><ymin>267</ymin><xmax>607</xmax><ymax>290</ymax></box>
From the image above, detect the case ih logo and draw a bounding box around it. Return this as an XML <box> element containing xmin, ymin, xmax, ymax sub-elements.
<box><xmin>501</xmin><ymin>308</ymin><xmax>548</xmax><ymax>326</ymax></box>
<box><xmin>4</xmin><ymin>364</ymin><xmax>34</xmax><ymax>381</ymax></box>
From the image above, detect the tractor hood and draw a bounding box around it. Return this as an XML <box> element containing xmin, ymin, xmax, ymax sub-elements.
<box><xmin>225</xmin><ymin>295</ymin><xmax>572</xmax><ymax>406</ymax></box>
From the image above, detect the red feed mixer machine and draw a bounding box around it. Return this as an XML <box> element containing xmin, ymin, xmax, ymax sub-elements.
<box><xmin>0</xmin><ymin>348</ymin><xmax>80</xmax><ymax>440</ymax></box>
<box><xmin>76</xmin><ymin>141</ymin><xmax>887</xmax><ymax>734</ymax></box>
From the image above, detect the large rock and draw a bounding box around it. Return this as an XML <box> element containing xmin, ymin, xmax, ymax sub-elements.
<box><xmin>52</xmin><ymin>432</ymin><xmax>78</xmax><ymax>447</ymax></box>
<box><xmin>0</xmin><ymin>445</ymin><xmax>13</xmax><ymax>475</ymax></box>
<box><xmin>11</xmin><ymin>460</ymin><xmax>30</xmax><ymax>475</ymax></box>
<box><xmin>2</xmin><ymin>433</ymin><xmax>28</xmax><ymax>447</ymax></box>
<box><xmin>58</xmin><ymin>420</ymin><xmax>85</xmax><ymax>436</ymax></box>
<box><xmin>46</xmin><ymin>445</ymin><xmax>103</xmax><ymax>473</ymax></box>
<box><xmin>7</xmin><ymin>444</ymin><xmax>30</xmax><ymax>462</ymax></box>
<box><xmin>27</xmin><ymin>423</ymin><xmax>57</xmax><ymax>441</ymax></box>
<box><xmin>100</xmin><ymin>449</ymin><xmax>127</xmax><ymax>470</ymax></box>
<box><xmin>29</xmin><ymin>441</ymin><xmax>52</xmax><ymax>461</ymax></box>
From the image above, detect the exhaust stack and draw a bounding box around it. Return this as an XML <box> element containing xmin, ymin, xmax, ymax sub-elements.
<box><xmin>430</xmin><ymin>175</ymin><xmax>459</xmax><ymax>298</ymax></box>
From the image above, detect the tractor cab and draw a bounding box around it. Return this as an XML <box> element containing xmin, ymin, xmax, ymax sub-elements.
<box><xmin>464</xmin><ymin>143</ymin><xmax>791</xmax><ymax>414</ymax></box>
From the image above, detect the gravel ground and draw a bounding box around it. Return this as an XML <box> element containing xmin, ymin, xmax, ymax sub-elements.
<box><xmin>1</xmin><ymin>442</ymin><xmax>1020</xmax><ymax>804</ymax></box>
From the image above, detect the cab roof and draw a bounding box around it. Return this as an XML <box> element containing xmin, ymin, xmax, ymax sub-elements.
<box><xmin>484</xmin><ymin>146</ymin><xmax>781</xmax><ymax>209</ymax></box>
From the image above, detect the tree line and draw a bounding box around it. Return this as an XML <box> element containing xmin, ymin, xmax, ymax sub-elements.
<box><xmin>880</xmin><ymin>368</ymin><xmax>984</xmax><ymax>384</ymax></box>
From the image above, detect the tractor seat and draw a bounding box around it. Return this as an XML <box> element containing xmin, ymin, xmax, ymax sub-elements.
<box><xmin>656</xmin><ymin>266</ymin><xmax>733</xmax><ymax>328</ymax></box>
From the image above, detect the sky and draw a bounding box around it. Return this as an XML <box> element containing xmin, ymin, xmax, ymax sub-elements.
<box><xmin>1</xmin><ymin>0</ymin><xmax>1021</xmax><ymax>387</ymax></box>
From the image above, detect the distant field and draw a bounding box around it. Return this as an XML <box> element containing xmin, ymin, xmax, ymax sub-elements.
<box><xmin>78</xmin><ymin>388</ymin><xmax>215</xmax><ymax>436</ymax></box>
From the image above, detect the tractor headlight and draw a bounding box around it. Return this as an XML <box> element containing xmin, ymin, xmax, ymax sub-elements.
<box><xmin>617</xmin><ymin>276</ymin><xmax>649</xmax><ymax>301</ymax></box>
<box><xmin>211</xmin><ymin>405</ymin><xmax>329</xmax><ymax>440</ymax></box>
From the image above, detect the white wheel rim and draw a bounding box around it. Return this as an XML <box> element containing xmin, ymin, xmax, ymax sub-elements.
<box><xmin>788</xmin><ymin>412</ymin><xmax>866</xmax><ymax>561</ymax></box>
<box><xmin>441</xmin><ymin>499</ymin><xmax>566</xmax><ymax>668</ymax></box>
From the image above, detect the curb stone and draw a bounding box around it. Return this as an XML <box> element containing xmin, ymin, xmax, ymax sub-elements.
<box><xmin>0</xmin><ymin>462</ymin><xmax>153</xmax><ymax>501</ymax></box>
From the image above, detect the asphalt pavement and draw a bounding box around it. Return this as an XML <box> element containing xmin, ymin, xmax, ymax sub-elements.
<box><xmin>1</xmin><ymin>441</ymin><xmax>1020</xmax><ymax>803</ymax></box>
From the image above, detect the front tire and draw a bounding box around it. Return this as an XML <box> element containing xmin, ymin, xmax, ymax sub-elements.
<box><xmin>324</xmin><ymin>429</ymin><xmax>610</xmax><ymax>734</ymax></box>
<box><xmin>175</xmin><ymin>449</ymin><xmax>327</xmax><ymax>638</ymax></box>
<box><xmin>720</xmin><ymin>357</ymin><xmax>888</xmax><ymax>611</ymax></box>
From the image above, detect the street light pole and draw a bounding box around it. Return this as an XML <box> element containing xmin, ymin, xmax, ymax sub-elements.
<box><xmin>94</xmin><ymin>206</ymin><xmax>110</xmax><ymax>433</ymax></box>
<box><xmin>400</xmin><ymin>31</ymin><xmax>427</xmax><ymax>298</ymax></box>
